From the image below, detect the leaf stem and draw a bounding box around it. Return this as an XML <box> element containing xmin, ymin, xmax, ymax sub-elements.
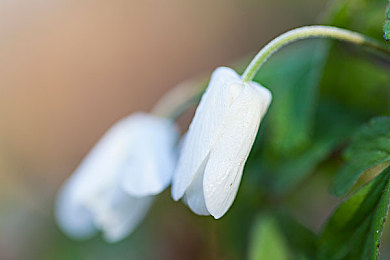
<box><xmin>242</xmin><ymin>25</ymin><xmax>390</xmax><ymax>82</ymax></box>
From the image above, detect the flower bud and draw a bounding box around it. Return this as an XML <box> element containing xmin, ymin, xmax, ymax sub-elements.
<box><xmin>55</xmin><ymin>113</ymin><xmax>178</xmax><ymax>242</ymax></box>
<box><xmin>172</xmin><ymin>67</ymin><xmax>272</xmax><ymax>219</ymax></box>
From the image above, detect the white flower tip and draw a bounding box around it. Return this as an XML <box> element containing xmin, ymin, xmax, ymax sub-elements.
<box><xmin>102</xmin><ymin>230</ymin><xmax>127</xmax><ymax>243</ymax></box>
<box><xmin>213</xmin><ymin>66</ymin><xmax>236</xmax><ymax>76</ymax></box>
<box><xmin>211</xmin><ymin>213</ymin><xmax>223</xmax><ymax>220</ymax></box>
<box><xmin>171</xmin><ymin>187</ymin><xmax>181</xmax><ymax>201</ymax></box>
<box><xmin>55</xmin><ymin>211</ymin><xmax>96</xmax><ymax>241</ymax></box>
<box><xmin>207</xmin><ymin>201</ymin><xmax>231</xmax><ymax>220</ymax></box>
<box><xmin>54</xmin><ymin>185</ymin><xmax>97</xmax><ymax>240</ymax></box>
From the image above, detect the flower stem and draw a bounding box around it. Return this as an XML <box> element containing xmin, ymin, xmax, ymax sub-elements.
<box><xmin>151</xmin><ymin>79</ymin><xmax>204</xmax><ymax>120</ymax></box>
<box><xmin>242</xmin><ymin>25</ymin><xmax>390</xmax><ymax>82</ymax></box>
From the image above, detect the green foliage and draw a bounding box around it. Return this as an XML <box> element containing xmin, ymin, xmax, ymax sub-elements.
<box><xmin>246</xmin><ymin>41</ymin><xmax>335</xmax><ymax>194</ymax></box>
<box><xmin>387</xmin><ymin>2</ymin><xmax>390</xmax><ymax>20</ymax></box>
<box><xmin>384</xmin><ymin>21</ymin><xmax>390</xmax><ymax>40</ymax></box>
<box><xmin>326</xmin><ymin>0</ymin><xmax>387</xmax><ymax>37</ymax></box>
<box><xmin>320</xmin><ymin>47</ymin><xmax>390</xmax><ymax>114</ymax></box>
<box><xmin>244</xmin><ymin>0</ymin><xmax>390</xmax><ymax>259</ymax></box>
<box><xmin>248</xmin><ymin>215</ymin><xmax>289</xmax><ymax>260</ymax></box>
<box><xmin>246</xmin><ymin>92</ymin><xmax>364</xmax><ymax>195</ymax></box>
<box><xmin>275</xmin><ymin>212</ymin><xmax>318</xmax><ymax>259</ymax></box>
<box><xmin>247</xmin><ymin>0</ymin><xmax>390</xmax><ymax>196</ymax></box>
<box><xmin>254</xmin><ymin>41</ymin><xmax>329</xmax><ymax>156</ymax></box>
<box><xmin>248</xmin><ymin>212</ymin><xmax>318</xmax><ymax>260</ymax></box>
<box><xmin>384</xmin><ymin>2</ymin><xmax>390</xmax><ymax>40</ymax></box>
<box><xmin>322</xmin><ymin>0</ymin><xmax>390</xmax><ymax>114</ymax></box>
<box><xmin>318</xmin><ymin>167</ymin><xmax>390</xmax><ymax>260</ymax></box>
<box><xmin>331</xmin><ymin>117</ymin><xmax>390</xmax><ymax>196</ymax></box>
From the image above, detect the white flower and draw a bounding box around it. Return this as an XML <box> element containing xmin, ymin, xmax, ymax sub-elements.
<box><xmin>171</xmin><ymin>67</ymin><xmax>272</xmax><ymax>219</ymax></box>
<box><xmin>55</xmin><ymin>113</ymin><xmax>178</xmax><ymax>242</ymax></box>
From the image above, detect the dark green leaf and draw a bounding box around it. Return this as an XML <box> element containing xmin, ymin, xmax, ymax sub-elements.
<box><xmin>331</xmin><ymin>116</ymin><xmax>390</xmax><ymax>196</ymax></box>
<box><xmin>318</xmin><ymin>167</ymin><xmax>390</xmax><ymax>260</ymax></box>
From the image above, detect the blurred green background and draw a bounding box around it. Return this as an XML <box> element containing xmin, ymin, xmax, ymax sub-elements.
<box><xmin>1</xmin><ymin>0</ymin><xmax>390</xmax><ymax>259</ymax></box>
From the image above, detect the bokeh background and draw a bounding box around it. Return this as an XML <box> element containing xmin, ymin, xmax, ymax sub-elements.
<box><xmin>0</xmin><ymin>0</ymin><xmax>369</xmax><ymax>259</ymax></box>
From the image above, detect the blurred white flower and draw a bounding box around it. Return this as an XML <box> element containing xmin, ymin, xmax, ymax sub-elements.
<box><xmin>171</xmin><ymin>67</ymin><xmax>272</xmax><ymax>219</ymax></box>
<box><xmin>55</xmin><ymin>113</ymin><xmax>178</xmax><ymax>242</ymax></box>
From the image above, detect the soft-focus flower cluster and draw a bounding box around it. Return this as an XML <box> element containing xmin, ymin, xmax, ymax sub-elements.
<box><xmin>56</xmin><ymin>67</ymin><xmax>272</xmax><ymax>242</ymax></box>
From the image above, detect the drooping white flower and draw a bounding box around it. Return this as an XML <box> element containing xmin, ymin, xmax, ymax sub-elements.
<box><xmin>55</xmin><ymin>113</ymin><xmax>178</xmax><ymax>242</ymax></box>
<box><xmin>171</xmin><ymin>67</ymin><xmax>272</xmax><ymax>219</ymax></box>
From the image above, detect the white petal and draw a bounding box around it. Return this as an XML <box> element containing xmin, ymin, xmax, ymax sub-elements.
<box><xmin>56</xmin><ymin>112</ymin><xmax>173</xmax><ymax>241</ymax></box>
<box><xmin>55</xmin><ymin>178</ymin><xmax>97</xmax><ymax>240</ymax></box>
<box><xmin>182</xmin><ymin>155</ymin><xmax>210</xmax><ymax>215</ymax></box>
<box><xmin>55</xmin><ymin>116</ymin><xmax>133</xmax><ymax>239</ymax></box>
<box><xmin>121</xmin><ymin>114</ymin><xmax>178</xmax><ymax>197</ymax></box>
<box><xmin>204</xmin><ymin>81</ymin><xmax>272</xmax><ymax>219</ymax></box>
<box><xmin>72</xmin><ymin>115</ymin><xmax>139</xmax><ymax>201</ymax></box>
<box><xmin>172</xmin><ymin>67</ymin><xmax>241</xmax><ymax>200</ymax></box>
<box><xmin>82</xmin><ymin>184</ymin><xmax>153</xmax><ymax>243</ymax></box>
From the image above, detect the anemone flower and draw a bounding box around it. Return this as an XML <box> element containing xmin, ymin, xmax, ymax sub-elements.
<box><xmin>172</xmin><ymin>67</ymin><xmax>272</xmax><ymax>219</ymax></box>
<box><xmin>55</xmin><ymin>113</ymin><xmax>178</xmax><ymax>242</ymax></box>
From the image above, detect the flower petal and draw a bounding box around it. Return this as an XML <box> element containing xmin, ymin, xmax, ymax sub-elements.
<box><xmin>82</xmin><ymin>185</ymin><xmax>153</xmax><ymax>243</ymax></box>
<box><xmin>182</xmin><ymin>155</ymin><xmax>210</xmax><ymax>216</ymax></box>
<box><xmin>71</xmin><ymin>115</ymin><xmax>138</xmax><ymax>201</ymax></box>
<box><xmin>121</xmin><ymin>114</ymin><xmax>178</xmax><ymax>197</ymax></box>
<box><xmin>55</xmin><ymin>178</ymin><xmax>97</xmax><ymax>240</ymax></box>
<box><xmin>55</xmin><ymin>116</ymin><xmax>133</xmax><ymax>240</ymax></box>
<box><xmin>54</xmin><ymin>115</ymin><xmax>132</xmax><ymax>239</ymax></box>
<box><xmin>172</xmin><ymin>67</ymin><xmax>241</xmax><ymax>200</ymax></box>
<box><xmin>56</xmin><ymin>113</ymin><xmax>171</xmax><ymax>241</ymax></box>
<box><xmin>203</xmin><ymin>81</ymin><xmax>272</xmax><ymax>219</ymax></box>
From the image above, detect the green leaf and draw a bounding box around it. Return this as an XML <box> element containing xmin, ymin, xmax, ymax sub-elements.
<box><xmin>384</xmin><ymin>2</ymin><xmax>390</xmax><ymax>40</ymax></box>
<box><xmin>248</xmin><ymin>215</ymin><xmax>289</xmax><ymax>260</ymax></box>
<box><xmin>384</xmin><ymin>21</ymin><xmax>390</xmax><ymax>40</ymax></box>
<box><xmin>331</xmin><ymin>116</ymin><xmax>390</xmax><ymax>196</ymax></box>
<box><xmin>318</xmin><ymin>167</ymin><xmax>390</xmax><ymax>260</ymax></box>
<box><xmin>387</xmin><ymin>2</ymin><xmax>390</xmax><ymax>20</ymax></box>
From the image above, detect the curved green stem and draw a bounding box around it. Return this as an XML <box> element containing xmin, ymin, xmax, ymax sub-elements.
<box><xmin>242</xmin><ymin>25</ymin><xmax>390</xmax><ymax>82</ymax></box>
